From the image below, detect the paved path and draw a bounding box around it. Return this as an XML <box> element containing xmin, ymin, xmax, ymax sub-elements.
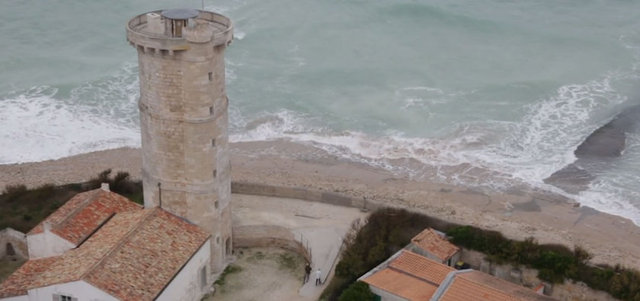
<box><xmin>232</xmin><ymin>194</ymin><xmax>368</xmax><ymax>300</ymax></box>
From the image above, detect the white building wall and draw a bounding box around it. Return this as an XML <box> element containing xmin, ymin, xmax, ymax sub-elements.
<box><xmin>0</xmin><ymin>228</ymin><xmax>28</xmax><ymax>259</ymax></box>
<box><xmin>27</xmin><ymin>280</ymin><xmax>116</xmax><ymax>301</ymax></box>
<box><xmin>369</xmin><ymin>286</ymin><xmax>408</xmax><ymax>301</ymax></box>
<box><xmin>26</xmin><ymin>232</ymin><xmax>74</xmax><ymax>259</ymax></box>
<box><xmin>157</xmin><ymin>239</ymin><xmax>211</xmax><ymax>301</ymax></box>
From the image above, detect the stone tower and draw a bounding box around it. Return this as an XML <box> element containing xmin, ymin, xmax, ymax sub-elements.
<box><xmin>126</xmin><ymin>9</ymin><xmax>233</xmax><ymax>272</ymax></box>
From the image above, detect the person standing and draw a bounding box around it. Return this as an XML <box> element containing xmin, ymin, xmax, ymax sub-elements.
<box><xmin>315</xmin><ymin>268</ymin><xmax>322</xmax><ymax>286</ymax></box>
<box><xmin>304</xmin><ymin>263</ymin><xmax>312</xmax><ymax>283</ymax></box>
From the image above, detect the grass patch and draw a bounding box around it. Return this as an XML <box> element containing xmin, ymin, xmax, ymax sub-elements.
<box><xmin>214</xmin><ymin>264</ymin><xmax>243</xmax><ymax>286</ymax></box>
<box><xmin>0</xmin><ymin>257</ymin><xmax>26</xmax><ymax>282</ymax></box>
<box><xmin>277</xmin><ymin>252</ymin><xmax>300</xmax><ymax>271</ymax></box>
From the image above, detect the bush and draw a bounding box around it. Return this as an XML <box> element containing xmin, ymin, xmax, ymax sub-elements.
<box><xmin>446</xmin><ymin>225</ymin><xmax>640</xmax><ymax>300</ymax></box>
<box><xmin>324</xmin><ymin>208</ymin><xmax>456</xmax><ymax>300</ymax></box>
<box><xmin>322</xmin><ymin>207</ymin><xmax>640</xmax><ymax>301</ymax></box>
<box><xmin>338</xmin><ymin>281</ymin><xmax>375</xmax><ymax>301</ymax></box>
<box><xmin>0</xmin><ymin>170</ymin><xmax>142</xmax><ymax>232</ymax></box>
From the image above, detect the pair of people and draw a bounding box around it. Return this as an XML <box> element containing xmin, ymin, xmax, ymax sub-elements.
<box><xmin>304</xmin><ymin>263</ymin><xmax>322</xmax><ymax>286</ymax></box>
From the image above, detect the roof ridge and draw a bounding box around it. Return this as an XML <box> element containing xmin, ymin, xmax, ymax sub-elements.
<box><xmin>79</xmin><ymin>208</ymin><xmax>157</xmax><ymax>282</ymax></box>
<box><xmin>53</xmin><ymin>189</ymin><xmax>102</xmax><ymax>232</ymax></box>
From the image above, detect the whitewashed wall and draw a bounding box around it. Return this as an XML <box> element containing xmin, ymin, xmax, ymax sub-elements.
<box><xmin>0</xmin><ymin>228</ymin><xmax>28</xmax><ymax>259</ymax></box>
<box><xmin>369</xmin><ymin>286</ymin><xmax>408</xmax><ymax>301</ymax></box>
<box><xmin>157</xmin><ymin>239</ymin><xmax>211</xmax><ymax>301</ymax></box>
<box><xmin>26</xmin><ymin>232</ymin><xmax>74</xmax><ymax>259</ymax></box>
<box><xmin>27</xmin><ymin>280</ymin><xmax>116</xmax><ymax>301</ymax></box>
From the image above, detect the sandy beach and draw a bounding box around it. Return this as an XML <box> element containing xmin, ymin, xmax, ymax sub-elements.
<box><xmin>2</xmin><ymin>141</ymin><xmax>640</xmax><ymax>270</ymax></box>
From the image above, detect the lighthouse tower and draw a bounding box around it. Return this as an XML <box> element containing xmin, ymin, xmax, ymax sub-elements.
<box><xmin>126</xmin><ymin>9</ymin><xmax>233</xmax><ymax>272</ymax></box>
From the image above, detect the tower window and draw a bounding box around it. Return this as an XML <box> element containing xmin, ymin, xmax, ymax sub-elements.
<box><xmin>213</xmin><ymin>169</ymin><xmax>217</xmax><ymax>178</ymax></box>
<box><xmin>215</xmin><ymin>200</ymin><xmax>219</xmax><ymax>209</ymax></box>
<box><xmin>211</xmin><ymin>138</ymin><xmax>216</xmax><ymax>147</ymax></box>
<box><xmin>208</xmin><ymin>72</ymin><xmax>213</xmax><ymax>81</ymax></box>
<box><xmin>216</xmin><ymin>236</ymin><xmax>220</xmax><ymax>244</ymax></box>
<box><xmin>209</xmin><ymin>106</ymin><xmax>214</xmax><ymax>115</ymax></box>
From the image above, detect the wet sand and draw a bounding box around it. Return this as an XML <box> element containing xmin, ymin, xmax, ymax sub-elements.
<box><xmin>2</xmin><ymin>141</ymin><xmax>640</xmax><ymax>269</ymax></box>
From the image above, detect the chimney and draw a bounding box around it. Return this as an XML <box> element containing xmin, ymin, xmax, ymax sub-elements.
<box><xmin>101</xmin><ymin>183</ymin><xmax>110</xmax><ymax>192</ymax></box>
<box><xmin>43</xmin><ymin>222</ymin><xmax>51</xmax><ymax>233</ymax></box>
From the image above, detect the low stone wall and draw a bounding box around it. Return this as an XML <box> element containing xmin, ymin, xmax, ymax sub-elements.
<box><xmin>233</xmin><ymin>225</ymin><xmax>311</xmax><ymax>263</ymax></box>
<box><xmin>0</xmin><ymin>228</ymin><xmax>28</xmax><ymax>259</ymax></box>
<box><xmin>460</xmin><ymin>248</ymin><xmax>618</xmax><ymax>301</ymax></box>
<box><xmin>231</xmin><ymin>182</ymin><xmax>382</xmax><ymax>211</ymax></box>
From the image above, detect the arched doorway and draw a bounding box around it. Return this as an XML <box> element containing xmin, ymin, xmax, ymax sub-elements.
<box><xmin>6</xmin><ymin>242</ymin><xmax>15</xmax><ymax>256</ymax></box>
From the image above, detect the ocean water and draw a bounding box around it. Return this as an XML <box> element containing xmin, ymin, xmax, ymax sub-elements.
<box><xmin>2</xmin><ymin>0</ymin><xmax>640</xmax><ymax>224</ymax></box>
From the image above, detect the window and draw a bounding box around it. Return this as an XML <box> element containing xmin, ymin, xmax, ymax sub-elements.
<box><xmin>213</xmin><ymin>169</ymin><xmax>217</xmax><ymax>178</ymax></box>
<box><xmin>215</xmin><ymin>200</ymin><xmax>219</xmax><ymax>209</ymax></box>
<box><xmin>208</xmin><ymin>72</ymin><xmax>213</xmax><ymax>81</ymax></box>
<box><xmin>211</xmin><ymin>138</ymin><xmax>216</xmax><ymax>147</ymax></box>
<box><xmin>209</xmin><ymin>106</ymin><xmax>214</xmax><ymax>115</ymax></box>
<box><xmin>200</xmin><ymin>266</ymin><xmax>207</xmax><ymax>289</ymax></box>
<box><xmin>53</xmin><ymin>295</ymin><xmax>75</xmax><ymax>301</ymax></box>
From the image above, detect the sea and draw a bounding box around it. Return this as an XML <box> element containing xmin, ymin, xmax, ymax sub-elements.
<box><xmin>2</xmin><ymin>0</ymin><xmax>640</xmax><ymax>225</ymax></box>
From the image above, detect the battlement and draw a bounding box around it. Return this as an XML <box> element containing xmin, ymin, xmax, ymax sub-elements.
<box><xmin>127</xmin><ymin>9</ymin><xmax>233</xmax><ymax>53</ymax></box>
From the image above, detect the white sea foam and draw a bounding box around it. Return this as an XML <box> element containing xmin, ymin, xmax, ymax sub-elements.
<box><xmin>0</xmin><ymin>65</ymin><xmax>141</xmax><ymax>164</ymax></box>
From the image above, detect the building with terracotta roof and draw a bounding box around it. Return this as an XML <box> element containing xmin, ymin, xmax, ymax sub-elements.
<box><xmin>408</xmin><ymin>228</ymin><xmax>460</xmax><ymax>266</ymax></box>
<box><xmin>0</xmin><ymin>188</ymin><xmax>213</xmax><ymax>301</ymax></box>
<box><xmin>359</xmin><ymin>249</ymin><xmax>555</xmax><ymax>301</ymax></box>
<box><xmin>2</xmin><ymin>7</ymin><xmax>237</xmax><ymax>300</ymax></box>
<box><xmin>26</xmin><ymin>184</ymin><xmax>142</xmax><ymax>259</ymax></box>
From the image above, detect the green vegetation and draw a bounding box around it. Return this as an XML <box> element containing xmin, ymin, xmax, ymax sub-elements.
<box><xmin>214</xmin><ymin>264</ymin><xmax>242</xmax><ymax>286</ymax></box>
<box><xmin>322</xmin><ymin>208</ymin><xmax>450</xmax><ymax>301</ymax></box>
<box><xmin>277</xmin><ymin>252</ymin><xmax>301</xmax><ymax>272</ymax></box>
<box><xmin>0</xmin><ymin>257</ymin><xmax>26</xmax><ymax>282</ymax></box>
<box><xmin>322</xmin><ymin>207</ymin><xmax>640</xmax><ymax>301</ymax></box>
<box><xmin>0</xmin><ymin>170</ymin><xmax>142</xmax><ymax>232</ymax></box>
<box><xmin>447</xmin><ymin>225</ymin><xmax>640</xmax><ymax>300</ymax></box>
<box><xmin>338</xmin><ymin>281</ymin><xmax>375</xmax><ymax>301</ymax></box>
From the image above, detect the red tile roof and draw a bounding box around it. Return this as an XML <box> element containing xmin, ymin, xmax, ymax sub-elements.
<box><xmin>361</xmin><ymin>250</ymin><xmax>555</xmax><ymax>301</ymax></box>
<box><xmin>454</xmin><ymin>271</ymin><xmax>555</xmax><ymax>301</ymax></box>
<box><xmin>362</xmin><ymin>268</ymin><xmax>438</xmax><ymax>301</ymax></box>
<box><xmin>438</xmin><ymin>275</ymin><xmax>522</xmax><ymax>301</ymax></box>
<box><xmin>28</xmin><ymin>189</ymin><xmax>142</xmax><ymax>245</ymax></box>
<box><xmin>389</xmin><ymin>250</ymin><xmax>455</xmax><ymax>285</ymax></box>
<box><xmin>411</xmin><ymin>228</ymin><xmax>460</xmax><ymax>261</ymax></box>
<box><xmin>0</xmin><ymin>256</ymin><xmax>59</xmax><ymax>298</ymax></box>
<box><xmin>361</xmin><ymin>250</ymin><xmax>455</xmax><ymax>300</ymax></box>
<box><xmin>1</xmin><ymin>207</ymin><xmax>210</xmax><ymax>300</ymax></box>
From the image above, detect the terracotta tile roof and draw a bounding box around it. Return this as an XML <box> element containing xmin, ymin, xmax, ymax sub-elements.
<box><xmin>362</xmin><ymin>268</ymin><xmax>438</xmax><ymax>301</ymax></box>
<box><xmin>411</xmin><ymin>228</ymin><xmax>460</xmax><ymax>261</ymax></box>
<box><xmin>389</xmin><ymin>250</ymin><xmax>455</xmax><ymax>285</ymax></box>
<box><xmin>1</xmin><ymin>207</ymin><xmax>210</xmax><ymax>300</ymax></box>
<box><xmin>0</xmin><ymin>256</ymin><xmax>59</xmax><ymax>298</ymax></box>
<box><xmin>28</xmin><ymin>188</ymin><xmax>142</xmax><ymax>245</ymax></box>
<box><xmin>438</xmin><ymin>274</ymin><xmax>523</xmax><ymax>301</ymax></box>
<box><xmin>84</xmin><ymin>209</ymin><xmax>210</xmax><ymax>300</ymax></box>
<box><xmin>456</xmin><ymin>271</ymin><xmax>555</xmax><ymax>301</ymax></box>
